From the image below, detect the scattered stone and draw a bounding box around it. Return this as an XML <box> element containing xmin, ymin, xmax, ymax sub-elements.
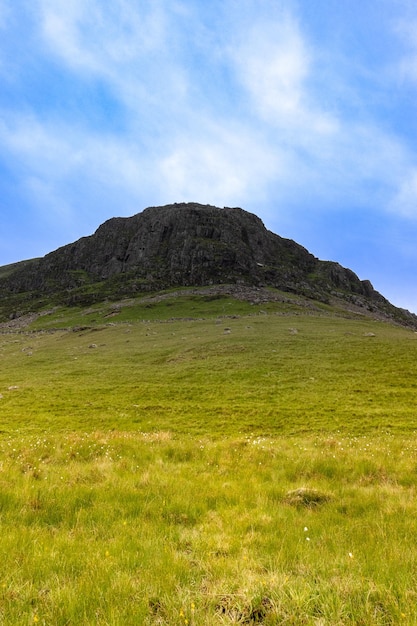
<box><xmin>88</xmin><ymin>343</ymin><xmax>97</xmax><ymax>349</ymax></box>
<box><xmin>0</xmin><ymin>312</ymin><xmax>39</xmax><ymax>330</ymax></box>
<box><xmin>364</xmin><ymin>332</ymin><xmax>376</xmax><ymax>337</ymax></box>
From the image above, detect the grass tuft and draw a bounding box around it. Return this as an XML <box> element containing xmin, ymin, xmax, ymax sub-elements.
<box><xmin>284</xmin><ymin>487</ymin><xmax>333</xmax><ymax>507</ymax></box>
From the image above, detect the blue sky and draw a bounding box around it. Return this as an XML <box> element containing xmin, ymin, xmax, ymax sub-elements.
<box><xmin>1</xmin><ymin>1</ymin><xmax>417</xmax><ymax>312</ymax></box>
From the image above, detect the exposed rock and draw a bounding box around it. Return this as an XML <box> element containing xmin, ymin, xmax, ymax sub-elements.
<box><xmin>1</xmin><ymin>203</ymin><xmax>316</xmax><ymax>292</ymax></box>
<box><xmin>0</xmin><ymin>202</ymin><xmax>416</xmax><ymax>328</ymax></box>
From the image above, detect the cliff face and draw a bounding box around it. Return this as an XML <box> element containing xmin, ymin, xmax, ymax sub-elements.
<box><xmin>0</xmin><ymin>202</ymin><xmax>415</xmax><ymax>326</ymax></box>
<box><xmin>3</xmin><ymin>203</ymin><xmax>316</xmax><ymax>291</ymax></box>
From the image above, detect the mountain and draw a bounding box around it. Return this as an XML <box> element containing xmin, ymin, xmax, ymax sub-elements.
<box><xmin>1</xmin><ymin>202</ymin><xmax>416</xmax><ymax>328</ymax></box>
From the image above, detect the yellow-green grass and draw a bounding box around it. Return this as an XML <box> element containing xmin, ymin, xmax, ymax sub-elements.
<box><xmin>26</xmin><ymin>289</ymin><xmax>325</xmax><ymax>330</ymax></box>
<box><xmin>1</xmin><ymin>312</ymin><xmax>416</xmax><ymax>436</ymax></box>
<box><xmin>1</xmin><ymin>432</ymin><xmax>417</xmax><ymax>624</ymax></box>
<box><xmin>1</xmin><ymin>303</ymin><xmax>417</xmax><ymax>623</ymax></box>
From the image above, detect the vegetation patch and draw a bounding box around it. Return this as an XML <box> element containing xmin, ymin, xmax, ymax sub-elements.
<box><xmin>0</xmin><ymin>431</ymin><xmax>416</xmax><ymax>623</ymax></box>
<box><xmin>284</xmin><ymin>487</ymin><xmax>333</xmax><ymax>507</ymax></box>
<box><xmin>1</xmin><ymin>299</ymin><xmax>417</xmax><ymax>623</ymax></box>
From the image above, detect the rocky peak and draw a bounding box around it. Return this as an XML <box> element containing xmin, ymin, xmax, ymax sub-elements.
<box><xmin>0</xmin><ymin>202</ymin><xmax>415</xmax><ymax>328</ymax></box>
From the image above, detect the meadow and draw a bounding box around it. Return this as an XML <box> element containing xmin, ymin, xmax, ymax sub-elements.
<box><xmin>1</xmin><ymin>293</ymin><xmax>417</xmax><ymax>624</ymax></box>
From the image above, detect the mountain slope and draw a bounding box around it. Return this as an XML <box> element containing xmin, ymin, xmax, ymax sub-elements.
<box><xmin>1</xmin><ymin>202</ymin><xmax>415</xmax><ymax>328</ymax></box>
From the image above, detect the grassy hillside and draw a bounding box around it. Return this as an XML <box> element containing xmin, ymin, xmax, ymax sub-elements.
<box><xmin>1</xmin><ymin>295</ymin><xmax>416</xmax><ymax>436</ymax></box>
<box><xmin>1</xmin><ymin>295</ymin><xmax>417</xmax><ymax>624</ymax></box>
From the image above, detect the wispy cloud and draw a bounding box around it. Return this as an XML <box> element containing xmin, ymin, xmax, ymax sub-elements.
<box><xmin>221</xmin><ymin>7</ymin><xmax>417</xmax><ymax>220</ymax></box>
<box><xmin>394</xmin><ymin>10</ymin><xmax>417</xmax><ymax>83</ymax></box>
<box><xmin>38</xmin><ymin>0</ymin><xmax>167</xmax><ymax>70</ymax></box>
<box><xmin>229</xmin><ymin>13</ymin><xmax>313</xmax><ymax>124</ymax></box>
<box><xmin>2</xmin><ymin>0</ymin><xmax>417</xmax><ymax>235</ymax></box>
<box><xmin>158</xmin><ymin>121</ymin><xmax>284</xmax><ymax>207</ymax></box>
<box><xmin>0</xmin><ymin>112</ymin><xmax>150</xmax><ymax>224</ymax></box>
<box><xmin>391</xmin><ymin>168</ymin><xmax>417</xmax><ymax>218</ymax></box>
<box><xmin>36</xmin><ymin>0</ymin><xmax>188</xmax><ymax>114</ymax></box>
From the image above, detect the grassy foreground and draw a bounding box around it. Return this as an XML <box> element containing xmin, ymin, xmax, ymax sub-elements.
<box><xmin>1</xmin><ymin>296</ymin><xmax>417</xmax><ymax>624</ymax></box>
<box><xmin>1</xmin><ymin>431</ymin><xmax>417</xmax><ymax>625</ymax></box>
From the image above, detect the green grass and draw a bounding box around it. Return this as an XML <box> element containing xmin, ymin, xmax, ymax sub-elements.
<box><xmin>27</xmin><ymin>289</ymin><xmax>321</xmax><ymax>330</ymax></box>
<box><xmin>1</xmin><ymin>432</ymin><xmax>417</xmax><ymax>624</ymax></box>
<box><xmin>2</xmin><ymin>311</ymin><xmax>416</xmax><ymax>436</ymax></box>
<box><xmin>1</xmin><ymin>297</ymin><xmax>417</xmax><ymax>623</ymax></box>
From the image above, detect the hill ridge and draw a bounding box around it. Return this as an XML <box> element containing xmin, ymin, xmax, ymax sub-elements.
<box><xmin>1</xmin><ymin>202</ymin><xmax>416</xmax><ymax>328</ymax></box>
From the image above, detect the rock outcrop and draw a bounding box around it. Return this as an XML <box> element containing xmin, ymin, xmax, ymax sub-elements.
<box><xmin>0</xmin><ymin>202</ymin><xmax>415</xmax><ymax>327</ymax></box>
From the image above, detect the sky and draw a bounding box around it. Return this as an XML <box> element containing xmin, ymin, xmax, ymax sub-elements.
<box><xmin>1</xmin><ymin>1</ymin><xmax>417</xmax><ymax>312</ymax></box>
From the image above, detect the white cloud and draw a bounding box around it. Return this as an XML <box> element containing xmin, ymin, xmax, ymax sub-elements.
<box><xmin>394</xmin><ymin>12</ymin><xmax>417</xmax><ymax>83</ymax></box>
<box><xmin>2</xmin><ymin>0</ymin><xmax>417</xmax><ymax>232</ymax></box>
<box><xmin>390</xmin><ymin>168</ymin><xmax>417</xmax><ymax>218</ymax></box>
<box><xmin>38</xmin><ymin>0</ymin><xmax>166</xmax><ymax>70</ymax></box>
<box><xmin>230</xmin><ymin>15</ymin><xmax>309</xmax><ymax>122</ymax></box>
<box><xmin>0</xmin><ymin>112</ymin><xmax>152</xmax><ymax>221</ymax></box>
<box><xmin>222</xmin><ymin>7</ymin><xmax>417</xmax><ymax>221</ymax></box>
<box><xmin>36</xmin><ymin>0</ymin><xmax>187</xmax><ymax>111</ymax></box>
<box><xmin>227</xmin><ymin>11</ymin><xmax>339</xmax><ymax>139</ymax></box>
<box><xmin>158</xmin><ymin>123</ymin><xmax>285</xmax><ymax>207</ymax></box>
<box><xmin>0</xmin><ymin>113</ymin><xmax>74</xmax><ymax>179</ymax></box>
